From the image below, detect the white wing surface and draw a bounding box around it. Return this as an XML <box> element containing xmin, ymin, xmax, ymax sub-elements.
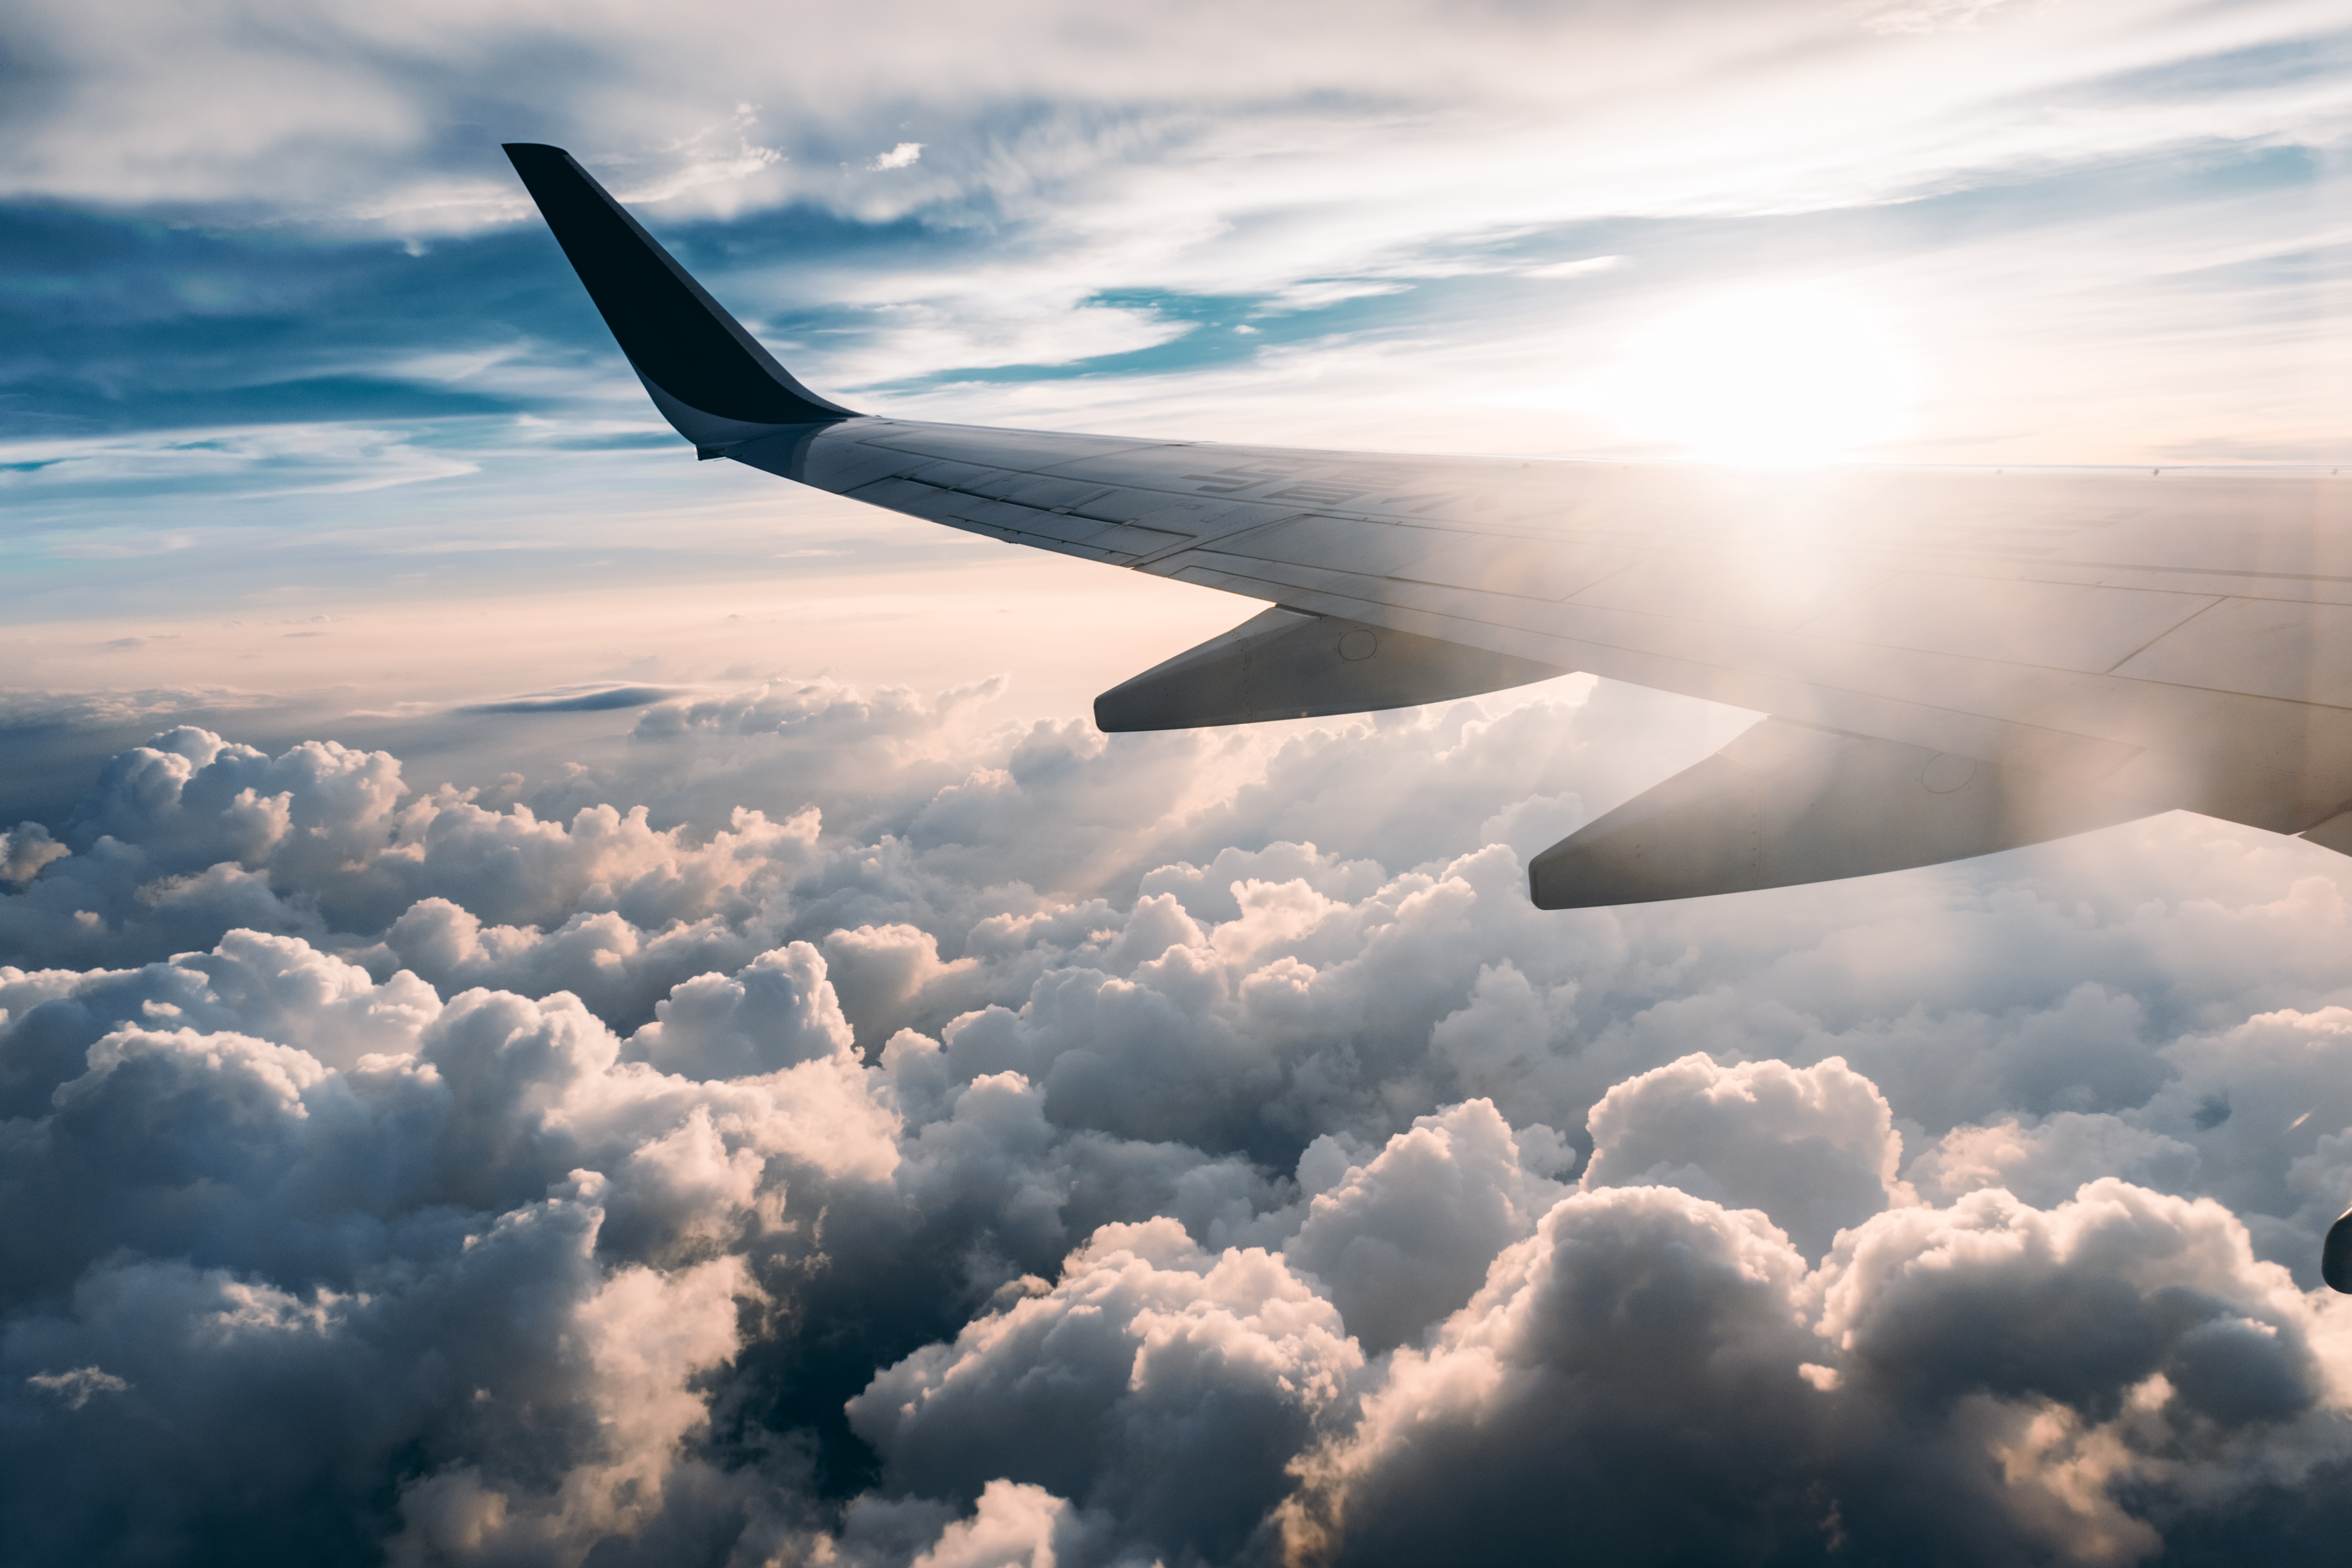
<box><xmin>506</xmin><ymin>143</ymin><xmax>2352</xmax><ymax>907</ymax></box>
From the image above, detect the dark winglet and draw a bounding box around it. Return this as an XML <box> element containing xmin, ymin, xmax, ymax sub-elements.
<box><xmin>502</xmin><ymin>143</ymin><xmax>857</xmax><ymax>446</ymax></box>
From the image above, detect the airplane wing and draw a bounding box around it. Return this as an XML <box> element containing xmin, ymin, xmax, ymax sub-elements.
<box><xmin>505</xmin><ymin>143</ymin><xmax>2352</xmax><ymax>908</ymax></box>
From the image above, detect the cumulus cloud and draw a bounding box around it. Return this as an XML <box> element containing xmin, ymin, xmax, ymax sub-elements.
<box><xmin>1284</xmin><ymin>1176</ymin><xmax>2352</xmax><ymax>1566</ymax></box>
<box><xmin>7</xmin><ymin>680</ymin><xmax>2352</xmax><ymax>1563</ymax></box>
<box><xmin>851</xmin><ymin>1216</ymin><xmax>1358</xmax><ymax>1563</ymax></box>
<box><xmin>1285</xmin><ymin>1098</ymin><xmax>1570</xmax><ymax>1353</ymax></box>
<box><xmin>0</xmin><ymin>895</ymin><xmax>897</xmax><ymax>1561</ymax></box>
<box><xmin>2</xmin><ymin>824</ymin><xmax>69</xmax><ymax>887</ymax></box>
<box><xmin>1581</xmin><ymin>1052</ymin><xmax>1911</xmax><ymax>1257</ymax></box>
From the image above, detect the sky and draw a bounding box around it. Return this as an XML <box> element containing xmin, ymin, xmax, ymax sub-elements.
<box><xmin>6</xmin><ymin>1</ymin><xmax>2352</xmax><ymax>1564</ymax></box>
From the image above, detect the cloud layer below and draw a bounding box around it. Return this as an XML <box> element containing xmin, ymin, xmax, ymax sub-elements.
<box><xmin>9</xmin><ymin>675</ymin><xmax>2352</xmax><ymax>1564</ymax></box>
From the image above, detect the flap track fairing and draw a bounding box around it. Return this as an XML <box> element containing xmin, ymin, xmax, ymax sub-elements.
<box><xmin>1528</xmin><ymin>719</ymin><xmax>2158</xmax><ymax>909</ymax></box>
<box><xmin>1094</xmin><ymin>607</ymin><xmax>1568</xmax><ymax>732</ymax></box>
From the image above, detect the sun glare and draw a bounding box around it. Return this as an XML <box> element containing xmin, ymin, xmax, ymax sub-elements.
<box><xmin>1602</xmin><ymin>285</ymin><xmax>1911</xmax><ymax>465</ymax></box>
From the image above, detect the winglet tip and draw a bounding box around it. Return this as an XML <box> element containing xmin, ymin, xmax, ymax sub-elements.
<box><xmin>501</xmin><ymin>140</ymin><xmax>859</xmax><ymax>432</ymax></box>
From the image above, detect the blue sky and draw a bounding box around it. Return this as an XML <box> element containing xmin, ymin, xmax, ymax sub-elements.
<box><xmin>7</xmin><ymin>9</ymin><xmax>2348</xmax><ymax>449</ymax></box>
<box><xmin>9</xmin><ymin>5</ymin><xmax>2352</xmax><ymax>1565</ymax></box>
<box><xmin>5</xmin><ymin>2</ymin><xmax>2348</xmax><ymax>653</ymax></box>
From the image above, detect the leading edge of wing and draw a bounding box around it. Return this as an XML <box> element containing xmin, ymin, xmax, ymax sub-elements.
<box><xmin>503</xmin><ymin>143</ymin><xmax>858</xmax><ymax>450</ymax></box>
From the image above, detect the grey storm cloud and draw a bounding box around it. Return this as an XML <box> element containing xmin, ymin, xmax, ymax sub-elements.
<box><xmin>7</xmin><ymin>673</ymin><xmax>2352</xmax><ymax>1564</ymax></box>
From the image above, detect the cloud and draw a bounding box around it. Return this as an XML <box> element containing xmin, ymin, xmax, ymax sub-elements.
<box><xmin>1580</xmin><ymin>1052</ymin><xmax>1912</xmax><ymax>1258</ymax></box>
<box><xmin>1519</xmin><ymin>254</ymin><xmax>1624</xmax><ymax>279</ymax></box>
<box><xmin>5</xmin><ymin>685</ymin><xmax>2352</xmax><ymax>1561</ymax></box>
<box><xmin>628</xmin><ymin>940</ymin><xmax>853</xmax><ymax>1081</ymax></box>
<box><xmin>849</xmin><ymin>1216</ymin><xmax>1358</xmax><ymax>1564</ymax></box>
<box><xmin>9</xmin><ymin>0</ymin><xmax>2329</xmax><ymax>242</ymax></box>
<box><xmin>1282</xmin><ymin>1174</ymin><xmax>2352</xmax><ymax>1566</ymax></box>
<box><xmin>1</xmin><ymin>823</ymin><xmax>68</xmax><ymax>887</ymax></box>
<box><xmin>456</xmin><ymin>686</ymin><xmax>676</xmax><ymax>715</ymax></box>
<box><xmin>0</xmin><ymin>847</ymin><xmax>901</xmax><ymax>1560</ymax></box>
<box><xmin>1281</xmin><ymin>1185</ymin><xmax>1828</xmax><ymax>1564</ymax></box>
<box><xmin>1251</xmin><ymin>281</ymin><xmax>1415</xmax><ymax>315</ymax></box>
<box><xmin>25</xmin><ymin>1364</ymin><xmax>129</xmax><ymax>1408</ymax></box>
<box><xmin>1284</xmin><ymin>1098</ymin><xmax>1570</xmax><ymax>1352</ymax></box>
<box><xmin>1858</xmin><ymin>0</ymin><xmax>2036</xmax><ymax>36</ymax></box>
<box><xmin>873</xmin><ymin>142</ymin><xmax>925</xmax><ymax>172</ymax></box>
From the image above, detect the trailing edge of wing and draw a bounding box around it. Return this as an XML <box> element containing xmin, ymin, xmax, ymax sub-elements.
<box><xmin>1527</xmin><ymin>719</ymin><xmax>2160</xmax><ymax>909</ymax></box>
<box><xmin>502</xmin><ymin>143</ymin><xmax>857</xmax><ymax>448</ymax></box>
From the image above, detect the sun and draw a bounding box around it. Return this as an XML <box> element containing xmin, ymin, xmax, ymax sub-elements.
<box><xmin>1602</xmin><ymin>285</ymin><xmax>1911</xmax><ymax>465</ymax></box>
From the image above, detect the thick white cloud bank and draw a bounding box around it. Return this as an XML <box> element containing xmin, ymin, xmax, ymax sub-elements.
<box><xmin>10</xmin><ymin>679</ymin><xmax>2352</xmax><ymax>1564</ymax></box>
